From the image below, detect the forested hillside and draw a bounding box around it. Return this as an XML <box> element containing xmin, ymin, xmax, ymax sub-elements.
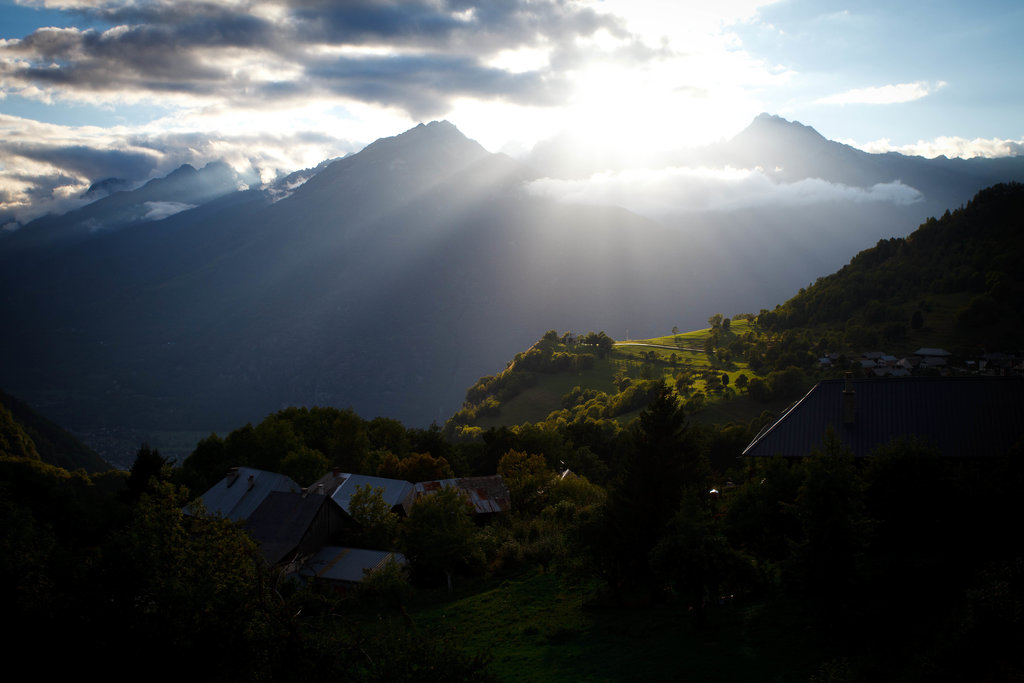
<box><xmin>444</xmin><ymin>183</ymin><xmax>1024</xmax><ymax>442</ymax></box>
<box><xmin>0</xmin><ymin>388</ymin><xmax>109</xmax><ymax>472</ymax></box>
<box><xmin>760</xmin><ymin>182</ymin><xmax>1024</xmax><ymax>349</ymax></box>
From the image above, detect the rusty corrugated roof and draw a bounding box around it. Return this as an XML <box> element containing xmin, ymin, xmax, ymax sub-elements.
<box><xmin>412</xmin><ymin>475</ymin><xmax>511</xmax><ymax>513</ymax></box>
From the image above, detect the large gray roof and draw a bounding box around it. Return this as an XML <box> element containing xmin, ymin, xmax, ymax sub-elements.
<box><xmin>191</xmin><ymin>466</ymin><xmax>302</xmax><ymax>521</ymax></box>
<box><xmin>743</xmin><ymin>376</ymin><xmax>1024</xmax><ymax>458</ymax></box>
<box><xmin>244</xmin><ymin>491</ymin><xmax>328</xmax><ymax>565</ymax></box>
<box><xmin>329</xmin><ymin>473</ymin><xmax>414</xmax><ymax>515</ymax></box>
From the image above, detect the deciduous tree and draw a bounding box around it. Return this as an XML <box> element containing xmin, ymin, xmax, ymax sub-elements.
<box><xmin>402</xmin><ymin>486</ymin><xmax>478</xmax><ymax>591</ymax></box>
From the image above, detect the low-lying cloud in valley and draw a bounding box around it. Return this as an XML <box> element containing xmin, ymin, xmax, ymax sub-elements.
<box><xmin>527</xmin><ymin>165</ymin><xmax>924</xmax><ymax>220</ymax></box>
<box><xmin>142</xmin><ymin>201</ymin><xmax>196</xmax><ymax>221</ymax></box>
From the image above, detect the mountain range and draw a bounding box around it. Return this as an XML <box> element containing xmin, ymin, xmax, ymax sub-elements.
<box><xmin>2</xmin><ymin>115</ymin><xmax>1023</xmax><ymax>465</ymax></box>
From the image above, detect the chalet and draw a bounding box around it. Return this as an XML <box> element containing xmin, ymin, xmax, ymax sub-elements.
<box><xmin>243</xmin><ymin>490</ymin><xmax>348</xmax><ymax>567</ymax></box>
<box><xmin>188</xmin><ymin>466</ymin><xmax>301</xmax><ymax>521</ymax></box>
<box><xmin>743</xmin><ymin>375</ymin><xmax>1024</xmax><ymax>459</ymax></box>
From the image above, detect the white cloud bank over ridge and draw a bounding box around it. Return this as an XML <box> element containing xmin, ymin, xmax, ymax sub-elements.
<box><xmin>527</xmin><ymin>166</ymin><xmax>923</xmax><ymax>218</ymax></box>
<box><xmin>844</xmin><ymin>135</ymin><xmax>1024</xmax><ymax>160</ymax></box>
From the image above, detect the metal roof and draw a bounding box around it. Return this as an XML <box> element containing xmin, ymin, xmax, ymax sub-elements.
<box><xmin>299</xmin><ymin>546</ymin><xmax>407</xmax><ymax>584</ymax></box>
<box><xmin>914</xmin><ymin>347</ymin><xmax>952</xmax><ymax>356</ymax></box>
<box><xmin>191</xmin><ymin>466</ymin><xmax>302</xmax><ymax>521</ymax></box>
<box><xmin>244</xmin><ymin>491</ymin><xmax>328</xmax><ymax>565</ymax></box>
<box><xmin>743</xmin><ymin>376</ymin><xmax>1024</xmax><ymax>458</ymax></box>
<box><xmin>305</xmin><ymin>469</ymin><xmax>348</xmax><ymax>496</ymax></box>
<box><xmin>329</xmin><ymin>473</ymin><xmax>414</xmax><ymax>515</ymax></box>
<box><xmin>411</xmin><ymin>475</ymin><xmax>511</xmax><ymax>513</ymax></box>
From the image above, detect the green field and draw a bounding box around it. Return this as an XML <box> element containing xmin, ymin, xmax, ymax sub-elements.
<box><xmin>462</xmin><ymin>319</ymin><xmax>786</xmax><ymax>431</ymax></box>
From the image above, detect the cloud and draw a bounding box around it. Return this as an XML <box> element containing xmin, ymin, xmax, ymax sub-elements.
<box><xmin>815</xmin><ymin>80</ymin><xmax>947</xmax><ymax>106</ymax></box>
<box><xmin>0</xmin><ymin>112</ymin><xmax>365</xmax><ymax>224</ymax></box>
<box><xmin>0</xmin><ymin>0</ymin><xmax>628</xmax><ymax>115</ymax></box>
<box><xmin>142</xmin><ymin>200</ymin><xmax>196</xmax><ymax>221</ymax></box>
<box><xmin>843</xmin><ymin>135</ymin><xmax>1024</xmax><ymax>159</ymax></box>
<box><xmin>526</xmin><ymin>165</ymin><xmax>923</xmax><ymax>217</ymax></box>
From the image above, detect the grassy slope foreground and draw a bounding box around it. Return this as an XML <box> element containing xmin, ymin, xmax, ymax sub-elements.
<box><xmin>412</xmin><ymin>570</ymin><xmax>823</xmax><ymax>682</ymax></box>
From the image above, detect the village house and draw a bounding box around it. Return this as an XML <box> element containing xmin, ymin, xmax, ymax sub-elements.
<box><xmin>743</xmin><ymin>375</ymin><xmax>1024</xmax><ymax>459</ymax></box>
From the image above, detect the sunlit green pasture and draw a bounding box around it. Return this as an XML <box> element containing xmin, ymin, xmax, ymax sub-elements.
<box><xmin>463</xmin><ymin>319</ymin><xmax>767</xmax><ymax>431</ymax></box>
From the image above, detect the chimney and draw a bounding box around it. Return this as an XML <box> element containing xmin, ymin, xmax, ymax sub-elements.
<box><xmin>226</xmin><ymin>467</ymin><xmax>240</xmax><ymax>487</ymax></box>
<box><xmin>247</xmin><ymin>474</ymin><xmax>255</xmax><ymax>491</ymax></box>
<box><xmin>842</xmin><ymin>372</ymin><xmax>856</xmax><ymax>425</ymax></box>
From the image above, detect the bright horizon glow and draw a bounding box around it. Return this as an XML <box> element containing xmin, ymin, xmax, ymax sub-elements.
<box><xmin>1</xmin><ymin>0</ymin><xmax>1022</xmax><ymax>224</ymax></box>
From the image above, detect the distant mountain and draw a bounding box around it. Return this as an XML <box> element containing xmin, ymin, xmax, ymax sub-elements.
<box><xmin>81</xmin><ymin>177</ymin><xmax>135</xmax><ymax>202</ymax></box>
<box><xmin>1</xmin><ymin>117</ymin><xmax>1022</xmax><ymax>463</ymax></box>
<box><xmin>0</xmin><ymin>160</ymin><xmax>245</xmax><ymax>255</ymax></box>
<box><xmin>530</xmin><ymin>112</ymin><xmax>1024</xmax><ymax>219</ymax></box>
<box><xmin>700</xmin><ymin>113</ymin><xmax>1022</xmax><ymax>211</ymax></box>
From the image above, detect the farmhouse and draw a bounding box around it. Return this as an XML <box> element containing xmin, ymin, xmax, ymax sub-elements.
<box><xmin>189</xmin><ymin>466</ymin><xmax>301</xmax><ymax>521</ymax></box>
<box><xmin>243</xmin><ymin>490</ymin><xmax>347</xmax><ymax>566</ymax></box>
<box><xmin>742</xmin><ymin>375</ymin><xmax>1024</xmax><ymax>458</ymax></box>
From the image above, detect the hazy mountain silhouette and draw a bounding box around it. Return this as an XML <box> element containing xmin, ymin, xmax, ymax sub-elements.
<box><xmin>2</xmin><ymin>117</ymin><xmax>1023</xmax><ymax>461</ymax></box>
<box><xmin>701</xmin><ymin>113</ymin><xmax>1022</xmax><ymax>209</ymax></box>
<box><xmin>0</xmin><ymin>161</ymin><xmax>244</xmax><ymax>254</ymax></box>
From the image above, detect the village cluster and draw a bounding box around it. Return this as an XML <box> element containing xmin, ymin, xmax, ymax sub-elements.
<box><xmin>188</xmin><ymin>467</ymin><xmax>510</xmax><ymax>593</ymax></box>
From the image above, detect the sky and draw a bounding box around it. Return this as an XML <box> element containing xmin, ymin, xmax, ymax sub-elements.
<box><xmin>1</xmin><ymin>0</ymin><xmax>1023</xmax><ymax>225</ymax></box>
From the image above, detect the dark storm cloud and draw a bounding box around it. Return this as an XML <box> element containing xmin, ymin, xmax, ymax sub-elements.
<box><xmin>1</xmin><ymin>0</ymin><xmax>633</xmax><ymax>115</ymax></box>
<box><xmin>304</xmin><ymin>53</ymin><xmax>563</xmax><ymax>117</ymax></box>
<box><xmin>290</xmin><ymin>0</ymin><xmax>622</xmax><ymax>49</ymax></box>
<box><xmin>4</xmin><ymin>140</ymin><xmax>163</xmax><ymax>182</ymax></box>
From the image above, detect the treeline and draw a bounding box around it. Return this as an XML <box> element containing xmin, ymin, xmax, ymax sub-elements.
<box><xmin>178</xmin><ymin>406</ymin><xmax>459</xmax><ymax>496</ymax></box>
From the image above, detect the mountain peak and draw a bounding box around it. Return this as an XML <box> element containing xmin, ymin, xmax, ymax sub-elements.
<box><xmin>283</xmin><ymin>119</ymin><xmax>492</xmax><ymax>203</ymax></box>
<box><xmin>742</xmin><ymin>113</ymin><xmax>826</xmax><ymax>142</ymax></box>
<box><xmin>388</xmin><ymin>119</ymin><xmax>477</xmax><ymax>149</ymax></box>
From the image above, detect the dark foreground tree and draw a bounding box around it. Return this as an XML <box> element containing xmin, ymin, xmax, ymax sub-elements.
<box><xmin>402</xmin><ymin>485</ymin><xmax>478</xmax><ymax>591</ymax></box>
<box><xmin>598</xmin><ymin>385</ymin><xmax>709</xmax><ymax>597</ymax></box>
